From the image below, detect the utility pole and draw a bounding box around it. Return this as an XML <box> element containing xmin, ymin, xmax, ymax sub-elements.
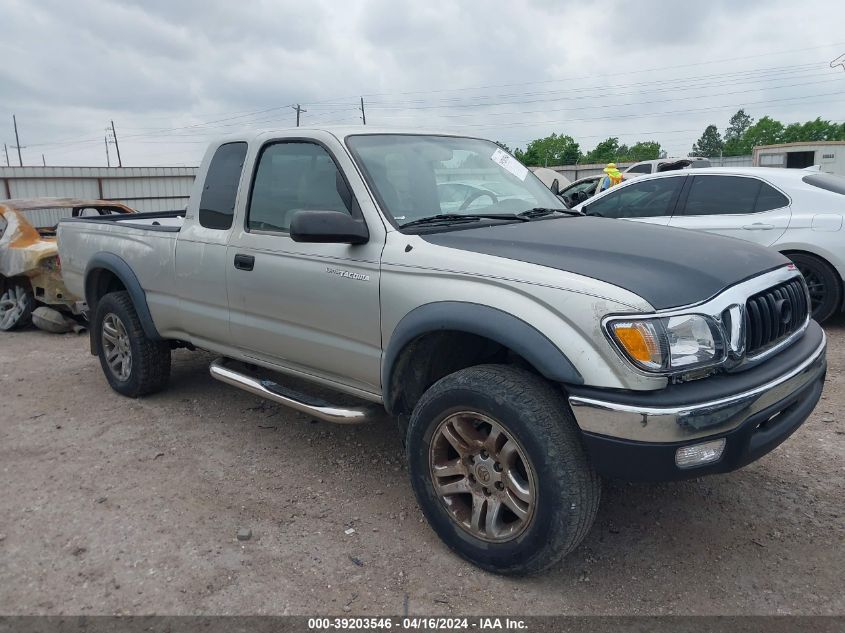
<box><xmin>12</xmin><ymin>115</ymin><xmax>23</xmax><ymax>166</ymax></box>
<box><xmin>3</xmin><ymin>143</ymin><xmax>8</xmax><ymax>166</ymax></box>
<box><xmin>105</xmin><ymin>135</ymin><xmax>111</xmax><ymax>167</ymax></box>
<box><xmin>292</xmin><ymin>104</ymin><xmax>306</xmax><ymax>127</ymax></box>
<box><xmin>110</xmin><ymin>120</ymin><xmax>122</xmax><ymax>167</ymax></box>
<box><xmin>360</xmin><ymin>97</ymin><xmax>366</xmax><ymax>125</ymax></box>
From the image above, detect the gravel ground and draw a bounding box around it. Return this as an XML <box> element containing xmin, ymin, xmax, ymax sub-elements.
<box><xmin>0</xmin><ymin>317</ymin><xmax>842</xmax><ymax>616</ymax></box>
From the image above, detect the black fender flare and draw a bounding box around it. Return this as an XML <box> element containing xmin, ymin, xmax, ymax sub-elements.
<box><xmin>84</xmin><ymin>252</ymin><xmax>163</xmax><ymax>344</ymax></box>
<box><xmin>382</xmin><ymin>301</ymin><xmax>583</xmax><ymax>413</ymax></box>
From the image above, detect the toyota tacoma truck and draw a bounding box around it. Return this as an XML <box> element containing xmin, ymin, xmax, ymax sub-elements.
<box><xmin>57</xmin><ymin>128</ymin><xmax>827</xmax><ymax>575</ymax></box>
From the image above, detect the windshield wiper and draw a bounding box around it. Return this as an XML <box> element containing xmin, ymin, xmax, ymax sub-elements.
<box><xmin>518</xmin><ymin>207</ymin><xmax>583</xmax><ymax>218</ymax></box>
<box><xmin>401</xmin><ymin>213</ymin><xmax>528</xmax><ymax>229</ymax></box>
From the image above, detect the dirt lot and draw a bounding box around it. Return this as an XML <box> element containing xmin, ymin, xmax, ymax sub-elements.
<box><xmin>0</xmin><ymin>318</ymin><xmax>842</xmax><ymax>616</ymax></box>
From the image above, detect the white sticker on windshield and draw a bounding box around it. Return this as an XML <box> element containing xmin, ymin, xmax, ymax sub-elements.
<box><xmin>490</xmin><ymin>147</ymin><xmax>529</xmax><ymax>181</ymax></box>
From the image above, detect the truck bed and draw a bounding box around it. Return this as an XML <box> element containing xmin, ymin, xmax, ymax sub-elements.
<box><xmin>57</xmin><ymin>210</ymin><xmax>187</xmax><ymax>332</ymax></box>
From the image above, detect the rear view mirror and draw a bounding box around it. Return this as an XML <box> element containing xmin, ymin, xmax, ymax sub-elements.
<box><xmin>289</xmin><ymin>211</ymin><xmax>369</xmax><ymax>245</ymax></box>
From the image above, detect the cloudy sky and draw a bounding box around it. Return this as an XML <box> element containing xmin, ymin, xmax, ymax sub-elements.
<box><xmin>1</xmin><ymin>0</ymin><xmax>843</xmax><ymax>167</ymax></box>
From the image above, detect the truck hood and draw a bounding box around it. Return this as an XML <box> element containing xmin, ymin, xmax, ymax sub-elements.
<box><xmin>420</xmin><ymin>217</ymin><xmax>789</xmax><ymax>309</ymax></box>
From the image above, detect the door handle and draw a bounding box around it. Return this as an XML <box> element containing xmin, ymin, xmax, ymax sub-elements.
<box><xmin>233</xmin><ymin>253</ymin><xmax>255</xmax><ymax>271</ymax></box>
<box><xmin>742</xmin><ymin>223</ymin><xmax>774</xmax><ymax>230</ymax></box>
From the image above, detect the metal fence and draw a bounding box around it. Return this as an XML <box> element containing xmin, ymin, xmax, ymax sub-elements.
<box><xmin>0</xmin><ymin>166</ymin><xmax>198</xmax><ymax>213</ymax></box>
<box><xmin>705</xmin><ymin>155</ymin><xmax>753</xmax><ymax>167</ymax></box>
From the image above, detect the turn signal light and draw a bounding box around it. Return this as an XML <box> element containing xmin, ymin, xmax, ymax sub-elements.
<box><xmin>675</xmin><ymin>438</ymin><xmax>726</xmax><ymax>469</ymax></box>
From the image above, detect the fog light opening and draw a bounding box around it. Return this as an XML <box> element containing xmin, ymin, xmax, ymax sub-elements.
<box><xmin>675</xmin><ymin>438</ymin><xmax>727</xmax><ymax>469</ymax></box>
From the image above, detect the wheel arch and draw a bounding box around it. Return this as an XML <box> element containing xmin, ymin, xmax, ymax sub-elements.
<box><xmin>382</xmin><ymin>302</ymin><xmax>583</xmax><ymax>416</ymax></box>
<box><xmin>84</xmin><ymin>252</ymin><xmax>163</xmax><ymax>353</ymax></box>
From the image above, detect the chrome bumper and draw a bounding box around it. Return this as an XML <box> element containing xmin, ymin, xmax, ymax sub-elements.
<box><xmin>569</xmin><ymin>333</ymin><xmax>826</xmax><ymax>444</ymax></box>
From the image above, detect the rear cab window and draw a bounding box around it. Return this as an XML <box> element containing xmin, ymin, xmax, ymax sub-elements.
<box><xmin>199</xmin><ymin>142</ymin><xmax>248</xmax><ymax>230</ymax></box>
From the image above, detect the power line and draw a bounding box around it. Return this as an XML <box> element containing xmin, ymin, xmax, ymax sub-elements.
<box><xmin>317</xmin><ymin>62</ymin><xmax>825</xmax><ymax>109</ymax></box>
<box><xmin>369</xmin><ymin>76</ymin><xmax>843</xmax><ymax>122</ymax></box>
<box><xmin>356</xmin><ymin>40</ymin><xmax>845</xmax><ymax>99</ymax></box>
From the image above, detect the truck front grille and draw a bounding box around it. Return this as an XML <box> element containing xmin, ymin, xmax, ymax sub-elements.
<box><xmin>744</xmin><ymin>278</ymin><xmax>808</xmax><ymax>356</ymax></box>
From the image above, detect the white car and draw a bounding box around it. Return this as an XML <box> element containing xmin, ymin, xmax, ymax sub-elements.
<box><xmin>573</xmin><ymin>167</ymin><xmax>845</xmax><ymax>322</ymax></box>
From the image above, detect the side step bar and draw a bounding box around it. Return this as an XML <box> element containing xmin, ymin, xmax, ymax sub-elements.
<box><xmin>209</xmin><ymin>358</ymin><xmax>384</xmax><ymax>425</ymax></box>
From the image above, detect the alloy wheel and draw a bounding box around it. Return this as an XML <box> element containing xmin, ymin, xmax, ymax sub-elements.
<box><xmin>429</xmin><ymin>411</ymin><xmax>536</xmax><ymax>542</ymax></box>
<box><xmin>796</xmin><ymin>264</ymin><xmax>826</xmax><ymax>314</ymax></box>
<box><xmin>101</xmin><ymin>313</ymin><xmax>132</xmax><ymax>381</ymax></box>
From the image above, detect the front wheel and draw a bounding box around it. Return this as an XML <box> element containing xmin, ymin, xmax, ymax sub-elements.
<box><xmin>406</xmin><ymin>365</ymin><xmax>600</xmax><ymax>575</ymax></box>
<box><xmin>94</xmin><ymin>291</ymin><xmax>171</xmax><ymax>397</ymax></box>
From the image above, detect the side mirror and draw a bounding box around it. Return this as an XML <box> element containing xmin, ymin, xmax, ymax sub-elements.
<box><xmin>550</xmin><ymin>179</ymin><xmax>560</xmax><ymax>195</ymax></box>
<box><xmin>290</xmin><ymin>211</ymin><xmax>369</xmax><ymax>245</ymax></box>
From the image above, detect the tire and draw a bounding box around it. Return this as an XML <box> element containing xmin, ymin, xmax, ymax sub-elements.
<box><xmin>94</xmin><ymin>291</ymin><xmax>171</xmax><ymax>397</ymax></box>
<box><xmin>0</xmin><ymin>280</ymin><xmax>34</xmax><ymax>331</ymax></box>
<box><xmin>788</xmin><ymin>253</ymin><xmax>842</xmax><ymax>323</ymax></box>
<box><xmin>406</xmin><ymin>364</ymin><xmax>600</xmax><ymax>575</ymax></box>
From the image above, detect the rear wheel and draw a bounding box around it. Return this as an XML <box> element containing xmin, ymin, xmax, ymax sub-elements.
<box><xmin>0</xmin><ymin>280</ymin><xmax>33</xmax><ymax>331</ymax></box>
<box><xmin>788</xmin><ymin>253</ymin><xmax>842</xmax><ymax>323</ymax></box>
<box><xmin>406</xmin><ymin>365</ymin><xmax>600</xmax><ymax>575</ymax></box>
<box><xmin>94</xmin><ymin>291</ymin><xmax>171</xmax><ymax>397</ymax></box>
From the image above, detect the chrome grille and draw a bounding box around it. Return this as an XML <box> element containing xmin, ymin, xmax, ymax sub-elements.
<box><xmin>744</xmin><ymin>278</ymin><xmax>809</xmax><ymax>356</ymax></box>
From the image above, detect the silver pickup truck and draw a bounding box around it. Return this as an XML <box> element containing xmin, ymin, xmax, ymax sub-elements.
<box><xmin>58</xmin><ymin>128</ymin><xmax>827</xmax><ymax>575</ymax></box>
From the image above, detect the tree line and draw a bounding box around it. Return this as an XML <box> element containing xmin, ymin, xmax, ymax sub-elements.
<box><xmin>690</xmin><ymin>110</ymin><xmax>845</xmax><ymax>157</ymax></box>
<box><xmin>505</xmin><ymin>110</ymin><xmax>845</xmax><ymax>166</ymax></box>
<box><xmin>500</xmin><ymin>135</ymin><xmax>665</xmax><ymax>167</ymax></box>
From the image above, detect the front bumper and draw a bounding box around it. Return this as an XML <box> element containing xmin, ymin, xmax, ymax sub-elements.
<box><xmin>568</xmin><ymin>321</ymin><xmax>827</xmax><ymax>481</ymax></box>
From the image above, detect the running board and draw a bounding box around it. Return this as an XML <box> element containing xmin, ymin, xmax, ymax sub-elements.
<box><xmin>209</xmin><ymin>358</ymin><xmax>384</xmax><ymax>425</ymax></box>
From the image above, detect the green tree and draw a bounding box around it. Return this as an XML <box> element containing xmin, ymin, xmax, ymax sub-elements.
<box><xmin>691</xmin><ymin>125</ymin><xmax>723</xmax><ymax>157</ymax></box>
<box><xmin>740</xmin><ymin>116</ymin><xmax>785</xmax><ymax>151</ymax></box>
<box><xmin>584</xmin><ymin>137</ymin><xmax>620</xmax><ymax>163</ymax></box>
<box><xmin>515</xmin><ymin>133</ymin><xmax>581</xmax><ymax>166</ymax></box>
<box><xmin>624</xmin><ymin>141</ymin><xmax>661</xmax><ymax>161</ymax></box>
<box><xmin>724</xmin><ymin>109</ymin><xmax>754</xmax><ymax>156</ymax></box>
<box><xmin>781</xmin><ymin>118</ymin><xmax>845</xmax><ymax>143</ymax></box>
<box><xmin>725</xmin><ymin>109</ymin><xmax>754</xmax><ymax>142</ymax></box>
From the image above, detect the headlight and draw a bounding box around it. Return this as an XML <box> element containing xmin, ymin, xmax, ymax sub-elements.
<box><xmin>607</xmin><ymin>314</ymin><xmax>725</xmax><ymax>374</ymax></box>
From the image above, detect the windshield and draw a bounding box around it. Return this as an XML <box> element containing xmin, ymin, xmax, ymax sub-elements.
<box><xmin>346</xmin><ymin>134</ymin><xmax>566</xmax><ymax>227</ymax></box>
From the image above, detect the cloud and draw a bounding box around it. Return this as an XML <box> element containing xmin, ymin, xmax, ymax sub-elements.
<box><xmin>0</xmin><ymin>0</ymin><xmax>841</xmax><ymax>166</ymax></box>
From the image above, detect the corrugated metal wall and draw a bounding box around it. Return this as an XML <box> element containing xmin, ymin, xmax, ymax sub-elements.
<box><xmin>0</xmin><ymin>166</ymin><xmax>198</xmax><ymax>212</ymax></box>
<box><xmin>707</xmin><ymin>155</ymin><xmax>753</xmax><ymax>167</ymax></box>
